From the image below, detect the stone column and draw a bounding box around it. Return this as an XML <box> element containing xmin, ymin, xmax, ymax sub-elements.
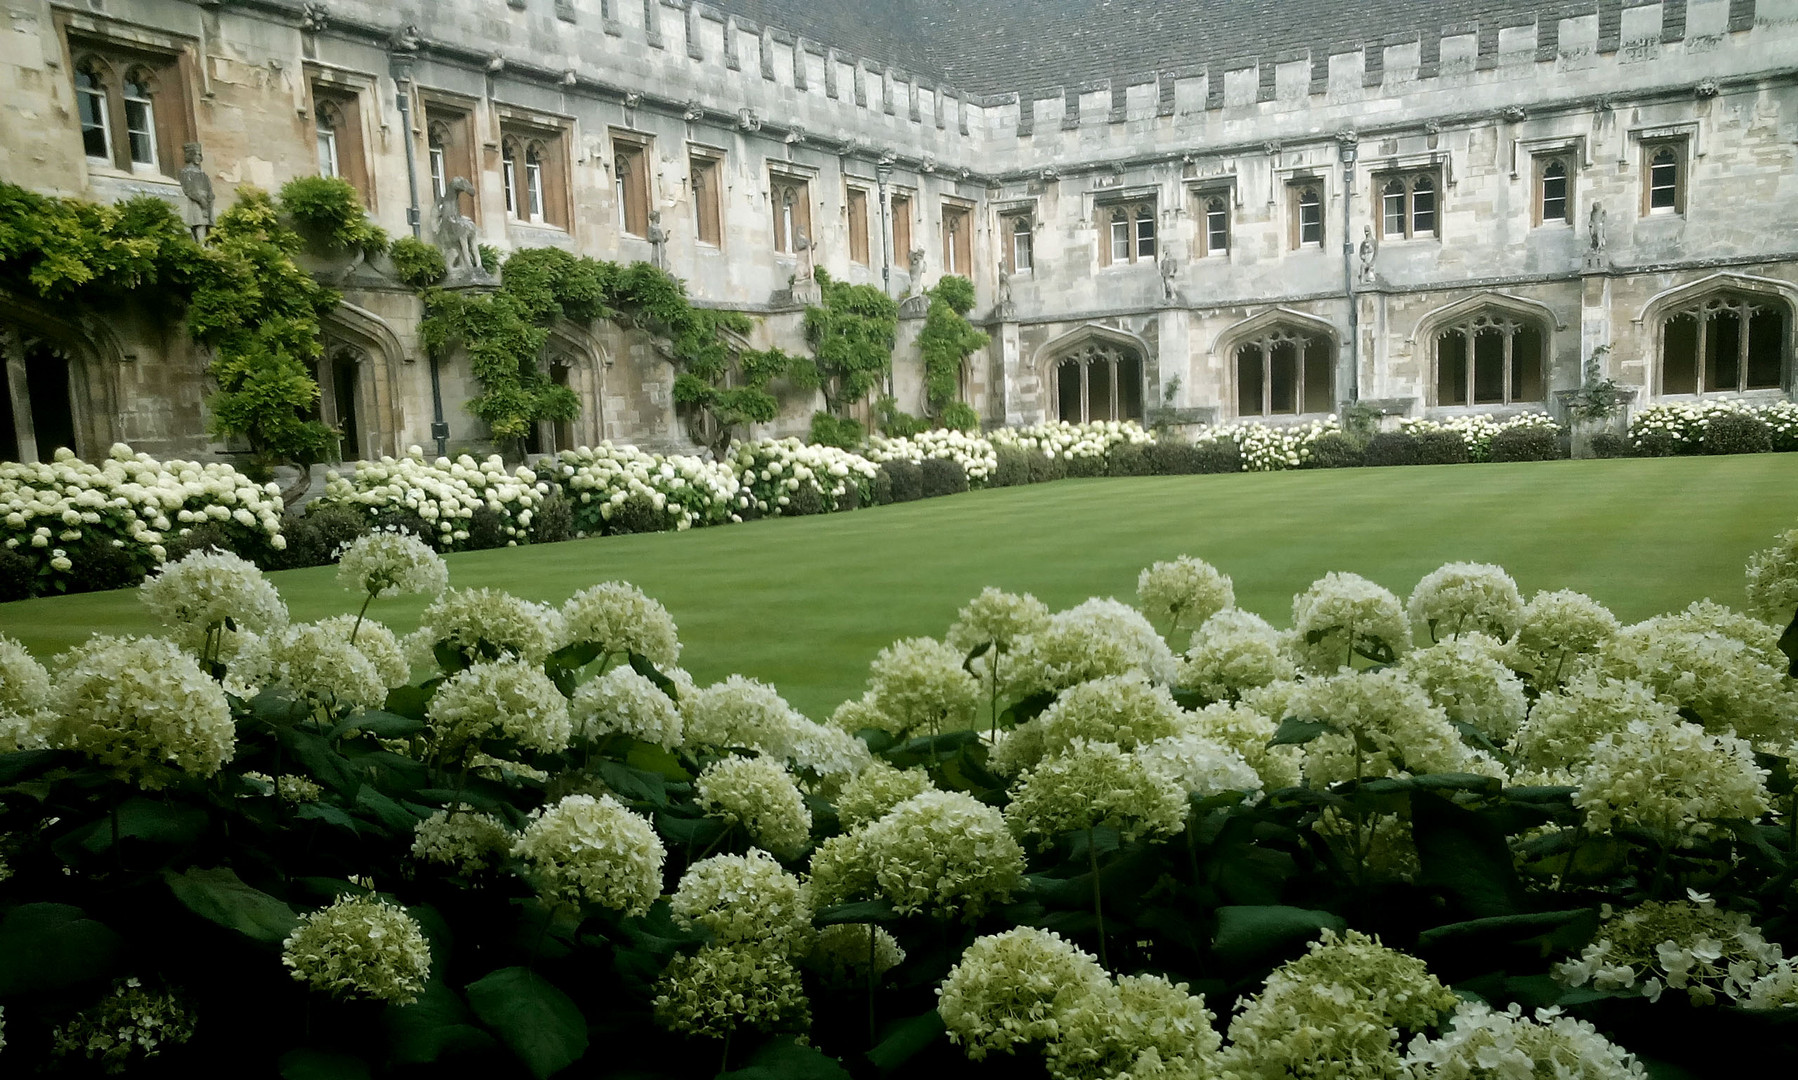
<box><xmin>998</xmin><ymin>322</ymin><xmax>1025</xmax><ymax>427</ymax></box>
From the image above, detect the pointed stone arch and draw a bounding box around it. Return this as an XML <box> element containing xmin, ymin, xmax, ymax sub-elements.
<box><xmin>540</xmin><ymin>319</ymin><xmax>611</xmax><ymax>453</ymax></box>
<box><xmin>0</xmin><ymin>291</ymin><xmax>124</xmax><ymax>463</ymax></box>
<box><xmin>1411</xmin><ymin>293</ymin><xmax>1560</xmax><ymax>408</ymax></box>
<box><xmin>1636</xmin><ymin>273</ymin><xmax>1796</xmax><ymax>398</ymax></box>
<box><xmin>1032</xmin><ymin>323</ymin><xmax>1151</xmax><ymax>425</ymax></box>
<box><xmin>1210</xmin><ymin>308</ymin><xmax>1340</xmax><ymax>420</ymax></box>
<box><xmin>318</xmin><ymin>301</ymin><xmax>407</xmax><ymax>460</ymax></box>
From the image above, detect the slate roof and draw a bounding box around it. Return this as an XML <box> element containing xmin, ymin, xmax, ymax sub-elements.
<box><xmin>705</xmin><ymin>1</ymin><xmax>1682</xmax><ymax>98</ymax></box>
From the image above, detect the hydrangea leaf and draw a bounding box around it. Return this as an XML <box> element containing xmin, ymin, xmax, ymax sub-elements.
<box><xmin>866</xmin><ymin>1010</ymin><xmax>947</xmax><ymax>1073</ymax></box>
<box><xmin>1212</xmin><ymin>905</ymin><xmax>1346</xmax><ymax>967</ymax></box>
<box><xmin>164</xmin><ymin>866</ymin><xmax>299</xmax><ymax>943</ymax></box>
<box><xmin>466</xmin><ymin>967</ymin><xmax>589</xmax><ymax>1080</ymax></box>
<box><xmin>721</xmin><ymin>1036</ymin><xmax>851</xmax><ymax>1080</ymax></box>
<box><xmin>0</xmin><ymin>902</ymin><xmax>123</xmax><ymax>994</ymax></box>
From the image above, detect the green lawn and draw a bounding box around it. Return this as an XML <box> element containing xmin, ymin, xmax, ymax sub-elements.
<box><xmin>5</xmin><ymin>455</ymin><xmax>1796</xmax><ymax>718</ymax></box>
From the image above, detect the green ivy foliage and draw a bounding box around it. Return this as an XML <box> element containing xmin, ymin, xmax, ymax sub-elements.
<box><xmin>797</xmin><ymin>268</ymin><xmax>898</xmax><ymax>416</ymax></box>
<box><xmin>808</xmin><ymin>410</ymin><xmax>866</xmax><ymax>449</ymax></box>
<box><xmin>916</xmin><ymin>276</ymin><xmax>988</xmax><ymax>419</ymax></box>
<box><xmin>388</xmin><ymin>237</ymin><xmax>447</xmax><ymax>289</ymax></box>
<box><xmin>276</xmin><ymin>176</ymin><xmax>389</xmax><ymax>256</ymax></box>
<box><xmin>0</xmin><ymin>181</ymin><xmax>338</xmax><ymax>470</ymax></box>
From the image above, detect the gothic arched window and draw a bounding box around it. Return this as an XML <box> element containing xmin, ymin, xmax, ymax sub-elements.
<box><xmin>121</xmin><ymin>67</ymin><xmax>159</xmax><ymax>170</ymax></box>
<box><xmin>74</xmin><ymin>58</ymin><xmax>113</xmax><ymax>161</ymax></box>
<box><xmin>427</xmin><ymin>121</ymin><xmax>451</xmax><ymax>198</ymax></box>
<box><xmin>1235</xmin><ymin>326</ymin><xmax>1334</xmax><ymax>417</ymax></box>
<box><xmin>1100</xmin><ymin>200</ymin><xmax>1157</xmax><ymax>267</ymax></box>
<box><xmin>315</xmin><ymin>101</ymin><xmax>344</xmax><ymax>179</ymax></box>
<box><xmin>1055</xmin><ymin>343</ymin><xmax>1143</xmax><ymax>423</ymax></box>
<box><xmin>1433</xmin><ymin>311</ymin><xmax>1547</xmax><ymax>406</ymax></box>
<box><xmin>1659</xmin><ymin>293</ymin><xmax>1789</xmax><ymax>396</ymax></box>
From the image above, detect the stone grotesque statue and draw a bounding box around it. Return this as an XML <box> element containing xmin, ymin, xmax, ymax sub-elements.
<box><xmin>179</xmin><ymin>143</ymin><xmax>214</xmax><ymax>242</ymax></box>
<box><xmin>1358</xmin><ymin>225</ymin><xmax>1377</xmax><ymax>283</ymax></box>
<box><xmin>1159</xmin><ymin>251</ymin><xmax>1179</xmax><ymax>301</ymax></box>
<box><xmin>1589</xmin><ymin>203</ymin><xmax>1607</xmax><ymax>253</ymax></box>
<box><xmin>907</xmin><ymin>247</ymin><xmax>926</xmax><ymax>295</ymax></box>
<box><xmin>647</xmin><ymin>210</ymin><xmax>668</xmax><ymax>270</ymax></box>
<box><xmin>433</xmin><ymin>176</ymin><xmax>482</xmax><ymax>276</ymax></box>
<box><xmin>996</xmin><ymin>263</ymin><xmax>1014</xmax><ymax>318</ymax></box>
<box><xmin>795</xmin><ymin>225</ymin><xmax>816</xmax><ymax>281</ymax></box>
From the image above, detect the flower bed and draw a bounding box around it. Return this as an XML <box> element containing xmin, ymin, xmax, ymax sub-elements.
<box><xmin>323</xmin><ymin>449</ymin><xmax>552</xmax><ymax>550</ymax></box>
<box><xmin>728</xmin><ymin>437</ymin><xmax>878</xmax><ymax>517</ymax></box>
<box><xmin>0</xmin><ymin>444</ymin><xmax>282</xmax><ymax>596</ymax></box>
<box><xmin>536</xmin><ymin>442</ymin><xmax>742</xmax><ymax>534</ymax></box>
<box><xmin>1629</xmin><ymin>399</ymin><xmax>1798</xmax><ymax>454</ymax></box>
<box><xmin>3</xmin><ymin>528</ymin><xmax>1797</xmax><ymax>1077</ymax></box>
<box><xmin>989</xmin><ymin>419</ymin><xmax>1154</xmax><ymax>463</ymax></box>
<box><xmin>864</xmin><ymin>429</ymin><xmax>999</xmax><ymax>487</ymax></box>
<box><xmin>1399</xmin><ymin>411</ymin><xmax>1564</xmax><ymax>461</ymax></box>
<box><xmin>1195</xmin><ymin>416</ymin><xmax>1344</xmax><ymax>471</ymax></box>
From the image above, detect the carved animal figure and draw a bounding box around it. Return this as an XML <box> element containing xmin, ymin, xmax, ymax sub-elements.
<box><xmin>433</xmin><ymin>177</ymin><xmax>481</xmax><ymax>274</ymax></box>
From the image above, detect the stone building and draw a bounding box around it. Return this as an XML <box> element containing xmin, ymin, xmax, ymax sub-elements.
<box><xmin>1</xmin><ymin>0</ymin><xmax>1795</xmax><ymax>464</ymax></box>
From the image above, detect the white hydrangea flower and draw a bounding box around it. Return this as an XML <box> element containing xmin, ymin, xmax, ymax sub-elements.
<box><xmin>282</xmin><ymin>894</ymin><xmax>432</xmax><ymax>1004</ymax></box>
<box><xmin>1136</xmin><ymin>556</ymin><xmax>1235</xmax><ymax>636</ymax></box>
<box><xmin>0</xmin><ymin>634</ymin><xmax>54</xmax><ymax>753</ymax></box>
<box><xmin>1006</xmin><ymin>739</ymin><xmax>1189</xmax><ymax>848</ymax></box>
<box><xmin>242</xmin><ymin>620</ymin><xmax>393</xmax><ymax>712</ymax></box>
<box><xmin>1512</xmin><ymin>673</ymin><xmax>1680</xmax><ymax>781</ymax></box>
<box><xmin>51</xmin><ymin>635</ymin><xmax>234</xmax><ymax>787</ymax></box>
<box><xmin>1036</xmin><ymin>671</ymin><xmax>1187</xmax><ymax>755</ymax></box>
<box><xmin>325</xmin><ymin>448</ymin><xmax>551</xmax><ymax>550</ymax></box>
<box><xmin>1745</xmin><ymin>527</ymin><xmax>1798</xmax><ymax>624</ymax></box>
<box><xmin>512</xmin><ymin>793</ymin><xmax>666</xmax><ymax>914</ymax></box>
<box><xmin>1745</xmin><ymin>960</ymin><xmax>1798</xmax><ymax>1010</ymax></box>
<box><xmin>937</xmin><ymin>927</ymin><xmax>1112</xmax><ymax>1060</ymax></box>
<box><xmin>786</xmin><ymin>720</ymin><xmax>875</xmax><ymax>788</ymax></box>
<box><xmin>1290</xmin><ymin>571</ymin><xmax>1412</xmax><ymax>673</ymax></box>
<box><xmin>1658</xmin><ymin>598</ymin><xmax>1786</xmax><ymax>669</ymax></box>
<box><xmin>139</xmin><ymin>548</ymin><xmax>289</xmax><ymax>650</ymax></box>
<box><xmin>560</xmin><ymin>581</ymin><xmax>682</xmax><ymax>667</ymax></box>
<box><xmin>864</xmin><ymin>636</ymin><xmax>981</xmax><ymax>738</ymax></box>
<box><xmin>860</xmin><ymin>790</ymin><xmax>1026</xmax><ymax>919</ymax></box>
<box><xmin>696</xmin><ymin>754</ymin><xmax>813</xmax><ymax>857</ymax></box>
<box><xmin>671</xmin><ymin>848</ymin><xmax>812</xmax><ymax>947</ymax></box>
<box><xmin>312</xmin><ymin>614</ymin><xmax>409</xmax><ymax>689</ymax></box>
<box><xmin>1277</xmin><ymin>668</ymin><xmax>1486</xmax><ymax>787</ymax></box>
<box><xmin>426</xmin><ymin>658</ymin><xmax>573</xmax><ymax>762</ymax></box>
<box><xmin>46</xmin><ymin>978</ymin><xmax>198</xmax><ymax>1073</ymax></box>
<box><xmin>652</xmin><ymin>942</ymin><xmax>811</xmax><ymax>1038</ymax></box>
<box><xmin>1313</xmin><ymin>806</ymin><xmax>1420</xmax><ymax>884</ymax></box>
<box><xmin>681</xmin><ymin>674</ymin><xmax>806</xmax><ymax>755</ymax></box>
<box><xmin>1407</xmin><ymin>561</ymin><xmax>1525</xmax><ymax>642</ymax></box>
<box><xmin>1583</xmin><ymin>619</ymin><xmax>1796</xmax><ymax>745</ymax></box>
<box><xmin>1178</xmin><ymin>608</ymin><xmax>1296</xmax><ymax>704</ymax></box>
<box><xmin>835</xmin><ymin>761</ymin><xmax>937</xmax><ymax>829</ymax></box>
<box><xmin>1399</xmin><ymin>633</ymin><xmax>1529</xmax><ymax>743</ymax></box>
<box><xmin>1555</xmin><ymin>897</ymin><xmax>1782</xmax><ymax>1005</ymax></box>
<box><xmin>1137</xmin><ymin>732</ymin><xmax>1262</xmax><ymax>801</ymax></box>
<box><xmin>809</xmin><ymin>923</ymin><xmax>906</xmax><ymax>982</ymax></box>
<box><xmin>1009</xmin><ymin>598</ymin><xmax>1180</xmax><ymax>694</ymax></box>
<box><xmin>406</xmin><ymin>587</ymin><xmax>563</xmax><ymax>666</ymax></box>
<box><xmin>1403</xmin><ymin>999</ymin><xmax>1647</xmax><ymax>1079</ymax></box>
<box><xmin>1046</xmin><ymin>972</ymin><xmax>1223</xmax><ymax>1080</ymax></box>
<box><xmin>570</xmin><ymin>665</ymin><xmax>682</xmax><ymax>749</ymax></box>
<box><xmin>335</xmin><ymin>530</ymin><xmax>448</xmax><ymax>598</ymax></box>
<box><xmin>411</xmin><ymin>806</ymin><xmax>512</xmax><ymax>871</ymax></box>
<box><xmin>1509</xmin><ymin>589</ymin><xmax>1620</xmax><ymax>688</ymax></box>
<box><xmin>1186</xmin><ymin>701</ymin><xmax>1304</xmax><ymax>791</ymax></box>
<box><xmin>1575</xmin><ymin>719</ymin><xmax>1770</xmax><ymax>843</ymax></box>
<box><xmin>946</xmin><ymin>587</ymin><xmax>1052</xmax><ymax>654</ymax></box>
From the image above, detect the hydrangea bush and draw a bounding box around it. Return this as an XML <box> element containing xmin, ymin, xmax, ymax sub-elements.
<box><xmin>1400</xmin><ymin>412</ymin><xmax>1564</xmax><ymax>461</ymax></box>
<box><xmin>2</xmin><ymin>539</ymin><xmax>1797</xmax><ymax>1078</ymax></box>
<box><xmin>323</xmin><ymin>447</ymin><xmax>552</xmax><ymax>550</ymax></box>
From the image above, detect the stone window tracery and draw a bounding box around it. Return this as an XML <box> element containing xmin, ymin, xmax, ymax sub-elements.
<box><xmin>66</xmin><ymin>33</ymin><xmax>192</xmax><ymax>177</ymax></box>
<box><xmin>691</xmin><ymin>153</ymin><xmax>722</xmax><ymax>247</ymax></box>
<box><xmin>846</xmin><ymin>186</ymin><xmax>870</xmax><ymax>265</ymax></box>
<box><xmin>500</xmin><ymin>123</ymin><xmax>568</xmax><ymax>228</ymax></box>
<box><xmin>311</xmin><ymin>84</ymin><xmax>371</xmax><ymax>205</ymax></box>
<box><xmin>942</xmin><ymin>203</ymin><xmax>972</xmax><ymax>276</ymax></box>
<box><xmin>1054</xmin><ymin>343</ymin><xmax>1143</xmax><ymax>423</ymax></box>
<box><xmin>1433</xmin><ymin>311</ymin><xmax>1546</xmax><ymax>407</ymax></box>
<box><xmin>1536</xmin><ymin>156</ymin><xmax>1572</xmax><ymax>226</ymax></box>
<box><xmin>771</xmin><ymin>176</ymin><xmax>811</xmax><ymax>254</ymax></box>
<box><xmin>1641</xmin><ymin>140</ymin><xmax>1687</xmax><ymax>216</ymax></box>
<box><xmin>1199</xmin><ymin>194</ymin><xmax>1229</xmax><ymax>257</ymax></box>
<box><xmin>74</xmin><ymin>58</ymin><xmax>112</xmax><ymax>163</ymax></box>
<box><xmin>1378</xmin><ymin>170</ymin><xmax>1437</xmax><ymax>240</ymax></box>
<box><xmin>1003</xmin><ymin>214</ymin><xmax>1032</xmax><ymax>274</ymax></box>
<box><xmin>1659</xmin><ymin>292</ymin><xmax>1789</xmax><ymax>396</ymax></box>
<box><xmin>1289</xmin><ymin>183</ymin><xmax>1323</xmax><ymax>249</ymax></box>
<box><xmin>613</xmin><ymin>136</ymin><xmax>651</xmax><ymax>237</ymax></box>
<box><xmin>1235</xmin><ymin>326</ymin><xmax>1334</xmax><ymax>417</ymax></box>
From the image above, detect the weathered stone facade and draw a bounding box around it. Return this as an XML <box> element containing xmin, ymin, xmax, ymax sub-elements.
<box><xmin>1</xmin><ymin>0</ymin><xmax>1794</xmax><ymax>463</ymax></box>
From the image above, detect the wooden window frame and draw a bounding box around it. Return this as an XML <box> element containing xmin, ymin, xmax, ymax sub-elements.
<box><xmin>1288</xmin><ymin>182</ymin><xmax>1324</xmax><ymax>249</ymax></box>
<box><xmin>309</xmin><ymin>83</ymin><xmax>372</xmax><ymax>206</ymax></box>
<box><xmin>941</xmin><ymin>201</ymin><xmax>973</xmax><ymax>278</ymax></box>
<box><xmin>1097</xmin><ymin>198</ymin><xmax>1156</xmax><ymax>267</ymax></box>
<box><xmin>770</xmin><ymin>172</ymin><xmax>812</xmax><ymax>255</ymax></box>
<box><xmin>1641</xmin><ymin>140</ymin><xmax>1687</xmax><ymax>217</ymax></box>
<box><xmin>845</xmin><ymin>185</ymin><xmax>871</xmax><ymax>265</ymax></box>
<box><xmin>690</xmin><ymin>151</ymin><xmax>723</xmax><ymax>248</ymax></box>
<box><xmin>1375</xmin><ymin>169</ymin><xmax>1439</xmax><ymax>241</ymax></box>
<box><xmin>1533</xmin><ymin>154</ymin><xmax>1574</xmax><ymax>227</ymax></box>
<box><xmin>890</xmin><ymin>192</ymin><xmax>914</xmax><ymax>268</ymax></box>
<box><xmin>612</xmin><ymin>132</ymin><xmax>652</xmax><ymax>237</ymax></box>
<box><xmin>1196</xmin><ymin>191</ymin><xmax>1230</xmax><ymax>257</ymax></box>
<box><xmin>499</xmin><ymin>121</ymin><xmax>571</xmax><ymax>230</ymax></box>
<box><xmin>1001</xmin><ymin>213</ymin><xmax>1033</xmax><ymax>274</ymax></box>
<box><xmin>62</xmin><ymin>24</ymin><xmax>196</xmax><ymax>179</ymax></box>
<box><xmin>423</xmin><ymin>106</ymin><xmax>478</xmax><ymax>217</ymax></box>
<box><xmin>1432</xmin><ymin>312</ymin><xmax>1548</xmax><ymax>407</ymax></box>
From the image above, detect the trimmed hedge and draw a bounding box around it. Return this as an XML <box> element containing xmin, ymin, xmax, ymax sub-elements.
<box><xmin>1488</xmin><ymin>425</ymin><xmax>1564</xmax><ymax>462</ymax></box>
<box><xmin>1363</xmin><ymin>432</ymin><xmax>1420</xmax><ymax>467</ymax></box>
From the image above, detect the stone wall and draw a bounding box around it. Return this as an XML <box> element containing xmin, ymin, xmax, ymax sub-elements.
<box><xmin>0</xmin><ymin>0</ymin><xmax>1794</xmax><ymax>465</ymax></box>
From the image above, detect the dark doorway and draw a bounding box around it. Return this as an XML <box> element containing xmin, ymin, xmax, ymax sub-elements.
<box><xmin>25</xmin><ymin>342</ymin><xmax>76</xmax><ymax>461</ymax></box>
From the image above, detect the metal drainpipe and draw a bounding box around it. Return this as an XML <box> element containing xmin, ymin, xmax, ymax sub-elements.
<box><xmin>393</xmin><ymin>56</ymin><xmax>449</xmax><ymax>457</ymax></box>
<box><xmin>1338</xmin><ymin>133</ymin><xmax>1360</xmax><ymax>404</ymax></box>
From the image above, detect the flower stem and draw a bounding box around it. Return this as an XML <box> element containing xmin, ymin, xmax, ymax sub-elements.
<box><xmin>350</xmin><ymin>590</ymin><xmax>375</xmax><ymax>645</ymax></box>
<box><xmin>1087</xmin><ymin>826</ymin><xmax>1109</xmax><ymax>969</ymax></box>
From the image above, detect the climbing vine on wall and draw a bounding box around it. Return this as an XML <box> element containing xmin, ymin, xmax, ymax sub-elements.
<box><xmin>0</xmin><ymin>180</ymin><xmax>343</xmax><ymax>477</ymax></box>
<box><xmin>795</xmin><ymin>267</ymin><xmax>898</xmax><ymax>417</ymax></box>
<box><xmin>917</xmin><ymin>274</ymin><xmax>988</xmax><ymax>428</ymax></box>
